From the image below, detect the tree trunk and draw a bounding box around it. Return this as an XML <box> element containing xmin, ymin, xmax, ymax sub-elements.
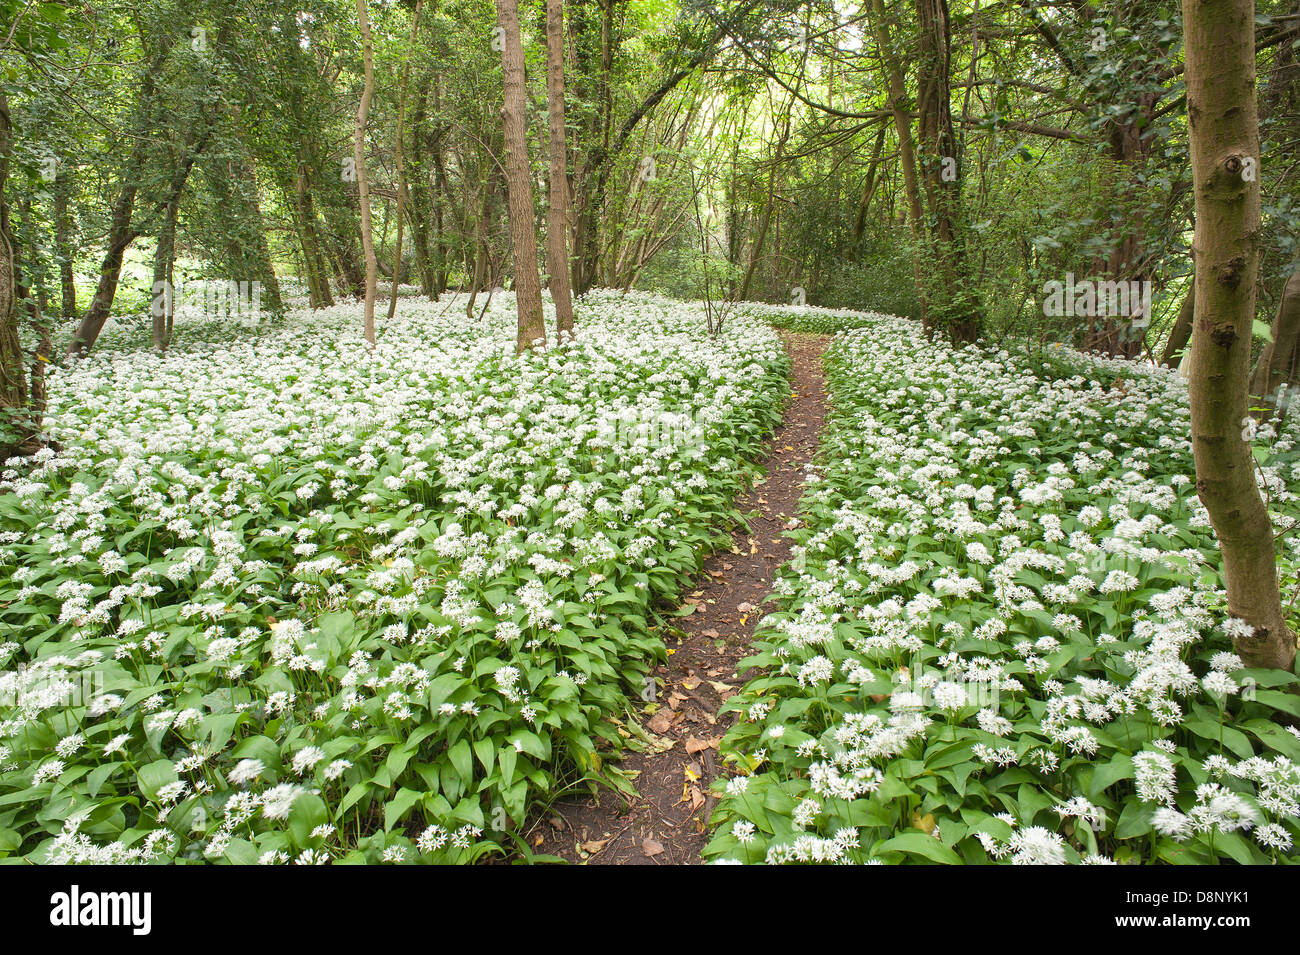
<box><xmin>739</xmin><ymin>100</ymin><xmax>792</xmax><ymax>302</ymax></box>
<box><xmin>293</xmin><ymin>163</ymin><xmax>335</xmax><ymax>308</ymax></box>
<box><xmin>66</xmin><ymin>178</ymin><xmax>139</xmax><ymax>356</ymax></box>
<box><xmin>0</xmin><ymin>92</ymin><xmax>31</xmax><ymax>457</ymax></box>
<box><xmin>1183</xmin><ymin>0</ymin><xmax>1296</xmax><ymax>671</ymax></box>
<box><xmin>1160</xmin><ymin>282</ymin><xmax>1195</xmax><ymax>367</ymax></box>
<box><xmin>850</xmin><ymin>126</ymin><xmax>888</xmax><ymax>254</ymax></box>
<box><xmin>232</xmin><ymin>151</ymin><xmax>282</xmax><ymax>316</ymax></box>
<box><xmin>386</xmin><ymin>0</ymin><xmax>422</xmax><ymax>321</ymax></box>
<box><xmin>916</xmin><ymin>0</ymin><xmax>981</xmax><ymax>341</ymax></box>
<box><xmin>869</xmin><ymin>0</ymin><xmax>931</xmax><ymax>332</ymax></box>
<box><xmin>151</xmin><ymin>193</ymin><xmax>179</xmax><ymax>353</ymax></box>
<box><xmin>356</xmin><ymin>0</ymin><xmax>379</xmax><ymax>346</ymax></box>
<box><xmin>65</xmin><ymin>37</ymin><xmax>186</xmax><ymax>357</ymax></box>
<box><xmin>69</xmin><ymin>124</ymin><xmax>208</xmax><ymax>357</ymax></box>
<box><xmin>495</xmin><ymin>0</ymin><xmax>547</xmax><ymax>352</ymax></box>
<box><xmin>1250</xmin><ymin>269</ymin><xmax>1300</xmax><ymax>409</ymax></box>
<box><xmin>546</xmin><ymin>0</ymin><xmax>576</xmax><ymax>337</ymax></box>
<box><xmin>407</xmin><ymin>74</ymin><xmax>436</xmax><ymax>298</ymax></box>
<box><xmin>53</xmin><ymin>169</ymin><xmax>76</xmax><ymax>320</ymax></box>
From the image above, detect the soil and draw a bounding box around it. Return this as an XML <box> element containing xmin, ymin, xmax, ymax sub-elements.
<box><xmin>528</xmin><ymin>331</ymin><xmax>831</xmax><ymax>865</ymax></box>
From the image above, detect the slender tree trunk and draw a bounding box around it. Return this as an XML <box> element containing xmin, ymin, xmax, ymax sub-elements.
<box><xmin>1250</xmin><ymin>269</ymin><xmax>1300</xmax><ymax>408</ymax></box>
<box><xmin>53</xmin><ymin>169</ymin><xmax>76</xmax><ymax>320</ymax></box>
<box><xmin>386</xmin><ymin>0</ymin><xmax>422</xmax><ymax>321</ymax></box>
<box><xmin>1183</xmin><ymin>0</ymin><xmax>1296</xmax><ymax>671</ymax></box>
<box><xmin>356</xmin><ymin>0</ymin><xmax>379</xmax><ymax>346</ymax></box>
<box><xmin>151</xmin><ymin>194</ymin><xmax>179</xmax><ymax>353</ymax></box>
<box><xmin>292</xmin><ymin>164</ymin><xmax>335</xmax><ymax>308</ymax></box>
<box><xmin>869</xmin><ymin>0</ymin><xmax>931</xmax><ymax>332</ymax></box>
<box><xmin>430</xmin><ymin>78</ymin><xmax>452</xmax><ymax>295</ymax></box>
<box><xmin>0</xmin><ymin>92</ymin><xmax>30</xmax><ymax>456</ymax></box>
<box><xmin>67</xmin><ymin>179</ymin><xmax>139</xmax><ymax>356</ymax></box>
<box><xmin>546</xmin><ymin>0</ymin><xmax>576</xmax><ymax>337</ymax></box>
<box><xmin>850</xmin><ymin>126</ymin><xmax>888</xmax><ymax>254</ymax></box>
<box><xmin>1160</xmin><ymin>282</ymin><xmax>1196</xmax><ymax>367</ymax></box>
<box><xmin>65</xmin><ymin>37</ymin><xmax>185</xmax><ymax>357</ymax></box>
<box><xmin>739</xmin><ymin>100</ymin><xmax>792</xmax><ymax>302</ymax></box>
<box><xmin>495</xmin><ymin>0</ymin><xmax>546</xmax><ymax>352</ymax></box>
<box><xmin>407</xmin><ymin>75</ymin><xmax>436</xmax><ymax>297</ymax></box>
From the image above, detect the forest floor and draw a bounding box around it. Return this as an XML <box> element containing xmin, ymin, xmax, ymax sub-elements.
<box><xmin>530</xmin><ymin>331</ymin><xmax>830</xmax><ymax>865</ymax></box>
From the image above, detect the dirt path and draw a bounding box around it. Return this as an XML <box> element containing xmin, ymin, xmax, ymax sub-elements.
<box><xmin>530</xmin><ymin>331</ymin><xmax>831</xmax><ymax>865</ymax></box>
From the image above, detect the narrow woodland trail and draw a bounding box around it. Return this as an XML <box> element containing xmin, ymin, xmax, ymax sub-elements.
<box><xmin>532</xmin><ymin>332</ymin><xmax>831</xmax><ymax>865</ymax></box>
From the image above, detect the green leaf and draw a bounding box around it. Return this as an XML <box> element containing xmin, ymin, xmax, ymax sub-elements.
<box><xmin>448</xmin><ymin>739</ymin><xmax>473</xmax><ymax>783</ymax></box>
<box><xmin>875</xmin><ymin>832</ymin><xmax>963</xmax><ymax>864</ymax></box>
<box><xmin>135</xmin><ymin>759</ymin><xmax>177</xmax><ymax>803</ymax></box>
<box><xmin>289</xmin><ymin>793</ymin><xmax>329</xmax><ymax>847</ymax></box>
<box><xmin>384</xmin><ymin>788</ymin><xmax>424</xmax><ymax>831</ymax></box>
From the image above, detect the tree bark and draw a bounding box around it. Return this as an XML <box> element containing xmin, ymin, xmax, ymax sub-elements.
<box><xmin>916</xmin><ymin>0</ymin><xmax>981</xmax><ymax>342</ymax></box>
<box><xmin>151</xmin><ymin>193</ymin><xmax>179</xmax><ymax>353</ymax></box>
<box><xmin>1160</xmin><ymin>282</ymin><xmax>1195</xmax><ymax>367</ymax></box>
<box><xmin>292</xmin><ymin>163</ymin><xmax>335</xmax><ymax>308</ymax></box>
<box><xmin>850</xmin><ymin>126</ymin><xmax>888</xmax><ymax>254</ymax></box>
<box><xmin>53</xmin><ymin>169</ymin><xmax>76</xmax><ymax>320</ymax></box>
<box><xmin>387</xmin><ymin>0</ymin><xmax>422</xmax><ymax>322</ymax></box>
<box><xmin>1250</xmin><ymin>269</ymin><xmax>1300</xmax><ymax>409</ymax></box>
<box><xmin>1184</xmin><ymin>0</ymin><xmax>1296</xmax><ymax>671</ymax></box>
<box><xmin>65</xmin><ymin>36</ymin><xmax>185</xmax><ymax>357</ymax></box>
<box><xmin>546</xmin><ymin>0</ymin><xmax>575</xmax><ymax>337</ymax></box>
<box><xmin>495</xmin><ymin>0</ymin><xmax>547</xmax><ymax>352</ymax></box>
<box><xmin>406</xmin><ymin>74</ymin><xmax>436</xmax><ymax>297</ymax></box>
<box><xmin>869</xmin><ymin>0</ymin><xmax>931</xmax><ymax>332</ymax></box>
<box><xmin>356</xmin><ymin>0</ymin><xmax>379</xmax><ymax>346</ymax></box>
<box><xmin>0</xmin><ymin>92</ymin><xmax>30</xmax><ymax>457</ymax></box>
<box><xmin>739</xmin><ymin>99</ymin><xmax>792</xmax><ymax>302</ymax></box>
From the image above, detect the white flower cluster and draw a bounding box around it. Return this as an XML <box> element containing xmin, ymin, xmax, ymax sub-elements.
<box><xmin>0</xmin><ymin>290</ymin><xmax>788</xmax><ymax>864</ymax></box>
<box><xmin>709</xmin><ymin>315</ymin><xmax>1300</xmax><ymax>865</ymax></box>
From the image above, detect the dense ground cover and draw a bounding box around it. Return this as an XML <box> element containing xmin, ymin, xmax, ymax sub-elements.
<box><xmin>740</xmin><ymin>302</ymin><xmax>884</xmax><ymax>335</ymax></box>
<box><xmin>0</xmin><ymin>291</ymin><xmax>790</xmax><ymax>864</ymax></box>
<box><xmin>706</xmin><ymin>316</ymin><xmax>1300</xmax><ymax>865</ymax></box>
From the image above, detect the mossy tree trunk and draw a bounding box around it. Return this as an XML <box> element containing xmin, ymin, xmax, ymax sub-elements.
<box><xmin>355</xmin><ymin>0</ymin><xmax>379</xmax><ymax>347</ymax></box>
<box><xmin>1184</xmin><ymin>0</ymin><xmax>1296</xmax><ymax>670</ymax></box>
<box><xmin>496</xmin><ymin>0</ymin><xmax>547</xmax><ymax>352</ymax></box>
<box><xmin>545</xmin><ymin>0</ymin><xmax>575</xmax><ymax>338</ymax></box>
